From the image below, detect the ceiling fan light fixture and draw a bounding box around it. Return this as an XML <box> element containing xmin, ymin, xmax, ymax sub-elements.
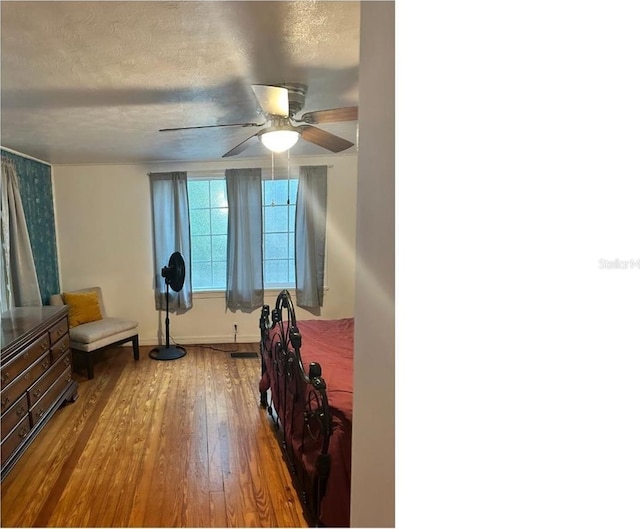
<box><xmin>260</xmin><ymin>129</ymin><xmax>300</xmax><ymax>153</ymax></box>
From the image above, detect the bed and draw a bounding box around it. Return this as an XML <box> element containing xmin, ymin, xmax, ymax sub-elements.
<box><xmin>259</xmin><ymin>290</ymin><xmax>353</xmax><ymax>527</ymax></box>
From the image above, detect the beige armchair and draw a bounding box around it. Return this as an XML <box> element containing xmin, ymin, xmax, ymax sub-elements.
<box><xmin>49</xmin><ymin>287</ymin><xmax>139</xmax><ymax>380</ymax></box>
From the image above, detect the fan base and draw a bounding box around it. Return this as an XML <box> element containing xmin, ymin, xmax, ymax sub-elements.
<box><xmin>149</xmin><ymin>345</ymin><xmax>187</xmax><ymax>361</ymax></box>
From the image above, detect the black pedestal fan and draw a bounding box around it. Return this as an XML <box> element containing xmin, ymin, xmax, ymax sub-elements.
<box><xmin>150</xmin><ymin>251</ymin><xmax>187</xmax><ymax>361</ymax></box>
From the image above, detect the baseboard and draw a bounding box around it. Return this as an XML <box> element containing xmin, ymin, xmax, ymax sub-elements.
<box><xmin>138</xmin><ymin>333</ymin><xmax>261</xmax><ymax>346</ymax></box>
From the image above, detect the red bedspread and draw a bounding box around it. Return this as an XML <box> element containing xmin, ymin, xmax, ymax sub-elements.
<box><xmin>297</xmin><ymin>318</ymin><xmax>354</xmax><ymax>423</ymax></box>
<box><xmin>261</xmin><ymin>317</ymin><xmax>354</xmax><ymax>527</ymax></box>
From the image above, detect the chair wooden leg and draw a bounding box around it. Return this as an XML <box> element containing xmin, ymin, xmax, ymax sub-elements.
<box><xmin>132</xmin><ymin>335</ymin><xmax>140</xmax><ymax>361</ymax></box>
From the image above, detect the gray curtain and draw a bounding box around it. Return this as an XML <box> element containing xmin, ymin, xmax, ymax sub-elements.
<box><xmin>0</xmin><ymin>158</ymin><xmax>42</xmax><ymax>310</ymax></box>
<box><xmin>149</xmin><ymin>171</ymin><xmax>192</xmax><ymax>314</ymax></box>
<box><xmin>295</xmin><ymin>165</ymin><xmax>327</xmax><ymax>308</ymax></box>
<box><xmin>225</xmin><ymin>168</ymin><xmax>263</xmax><ymax>312</ymax></box>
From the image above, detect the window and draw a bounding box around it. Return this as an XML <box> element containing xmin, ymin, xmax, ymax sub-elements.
<box><xmin>188</xmin><ymin>176</ymin><xmax>298</xmax><ymax>291</ymax></box>
<box><xmin>262</xmin><ymin>177</ymin><xmax>298</xmax><ymax>288</ymax></box>
<box><xmin>188</xmin><ymin>178</ymin><xmax>228</xmax><ymax>290</ymax></box>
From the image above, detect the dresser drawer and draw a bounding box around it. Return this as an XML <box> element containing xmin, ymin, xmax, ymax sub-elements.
<box><xmin>0</xmin><ymin>350</ymin><xmax>52</xmax><ymax>413</ymax></box>
<box><xmin>0</xmin><ymin>415</ymin><xmax>30</xmax><ymax>467</ymax></box>
<box><xmin>50</xmin><ymin>334</ymin><xmax>70</xmax><ymax>363</ymax></box>
<box><xmin>1</xmin><ymin>334</ymin><xmax>49</xmax><ymax>390</ymax></box>
<box><xmin>0</xmin><ymin>395</ymin><xmax>29</xmax><ymax>443</ymax></box>
<box><xmin>27</xmin><ymin>353</ymin><xmax>72</xmax><ymax>409</ymax></box>
<box><xmin>29</xmin><ymin>367</ymin><xmax>73</xmax><ymax>427</ymax></box>
<box><xmin>49</xmin><ymin>319</ymin><xmax>69</xmax><ymax>346</ymax></box>
<box><xmin>1</xmin><ymin>306</ymin><xmax>78</xmax><ymax>481</ymax></box>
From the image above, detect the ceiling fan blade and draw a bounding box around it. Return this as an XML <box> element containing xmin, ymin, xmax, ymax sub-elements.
<box><xmin>297</xmin><ymin>106</ymin><xmax>358</xmax><ymax>124</ymax></box>
<box><xmin>299</xmin><ymin>125</ymin><xmax>355</xmax><ymax>153</ymax></box>
<box><xmin>251</xmin><ymin>84</ymin><xmax>289</xmax><ymax>117</ymax></box>
<box><xmin>159</xmin><ymin>121</ymin><xmax>264</xmax><ymax>132</ymax></box>
<box><xmin>222</xmin><ymin>132</ymin><xmax>261</xmax><ymax>158</ymax></box>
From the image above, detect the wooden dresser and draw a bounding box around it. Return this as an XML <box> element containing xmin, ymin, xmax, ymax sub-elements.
<box><xmin>1</xmin><ymin>306</ymin><xmax>79</xmax><ymax>481</ymax></box>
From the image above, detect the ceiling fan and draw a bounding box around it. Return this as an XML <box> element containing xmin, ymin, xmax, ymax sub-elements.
<box><xmin>159</xmin><ymin>83</ymin><xmax>358</xmax><ymax>157</ymax></box>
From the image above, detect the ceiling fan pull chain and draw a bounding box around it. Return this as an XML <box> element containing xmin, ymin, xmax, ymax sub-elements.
<box><xmin>271</xmin><ymin>151</ymin><xmax>275</xmax><ymax>206</ymax></box>
<box><xmin>287</xmin><ymin>150</ymin><xmax>291</xmax><ymax>205</ymax></box>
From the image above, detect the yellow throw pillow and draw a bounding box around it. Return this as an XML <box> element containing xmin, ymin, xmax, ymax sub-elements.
<box><xmin>62</xmin><ymin>291</ymin><xmax>103</xmax><ymax>328</ymax></box>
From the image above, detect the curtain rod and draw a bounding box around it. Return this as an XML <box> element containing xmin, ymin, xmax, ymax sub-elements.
<box><xmin>148</xmin><ymin>164</ymin><xmax>334</xmax><ymax>177</ymax></box>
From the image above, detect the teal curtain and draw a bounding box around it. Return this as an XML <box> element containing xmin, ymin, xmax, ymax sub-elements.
<box><xmin>1</xmin><ymin>158</ymin><xmax>42</xmax><ymax>308</ymax></box>
<box><xmin>0</xmin><ymin>150</ymin><xmax>59</xmax><ymax>304</ymax></box>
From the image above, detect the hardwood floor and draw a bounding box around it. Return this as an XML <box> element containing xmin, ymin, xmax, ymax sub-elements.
<box><xmin>1</xmin><ymin>343</ymin><xmax>308</xmax><ymax>528</ymax></box>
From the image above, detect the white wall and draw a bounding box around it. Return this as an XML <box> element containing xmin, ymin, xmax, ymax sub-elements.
<box><xmin>52</xmin><ymin>154</ymin><xmax>358</xmax><ymax>345</ymax></box>
<box><xmin>350</xmin><ymin>2</ymin><xmax>395</xmax><ymax>527</ymax></box>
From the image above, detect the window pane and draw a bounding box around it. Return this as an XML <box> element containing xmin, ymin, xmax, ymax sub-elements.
<box><xmin>212</xmin><ymin>261</ymin><xmax>226</xmax><ymax>289</ymax></box>
<box><xmin>188</xmin><ymin>180</ymin><xmax>210</xmax><ymax>209</ymax></box>
<box><xmin>263</xmin><ymin>180</ymin><xmax>276</xmax><ymax>206</ymax></box>
<box><xmin>212</xmin><ymin>234</ymin><xmax>227</xmax><ymax>261</ymax></box>
<box><xmin>262</xmin><ymin>179</ymin><xmax>297</xmax><ymax>288</ymax></box>
<box><xmin>289</xmin><ymin>180</ymin><xmax>298</xmax><ymax>205</ymax></box>
<box><xmin>210</xmin><ymin>180</ymin><xmax>227</xmax><ymax>207</ymax></box>
<box><xmin>264</xmin><ymin>233</ymin><xmax>288</xmax><ymax>259</ymax></box>
<box><xmin>265</xmin><ymin>179</ymin><xmax>294</xmax><ymax>205</ymax></box>
<box><xmin>276</xmin><ymin>180</ymin><xmax>290</xmax><ymax>204</ymax></box>
<box><xmin>192</xmin><ymin>235</ymin><xmax>212</xmax><ymax>261</ymax></box>
<box><xmin>265</xmin><ymin>259</ymin><xmax>289</xmax><ymax>285</ymax></box>
<box><xmin>210</xmin><ymin>208</ymin><xmax>228</xmax><ymax>235</ymax></box>
<box><xmin>288</xmin><ymin>205</ymin><xmax>296</xmax><ymax>232</ymax></box>
<box><xmin>264</xmin><ymin>205</ymin><xmax>288</xmax><ymax>233</ymax></box>
<box><xmin>289</xmin><ymin>232</ymin><xmax>295</xmax><ymax>258</ymax></box>
<box><xmin>190</xmin><ymin>209</ymin><xmax>210</xmax><ymax>235</ymax></box>
<box><xmin>189</xmin><ymin>177</ymin><xmax>229</xmax><ymax>290</ymax></box>
<box><xmin>192</xmin><ymin>261</ymin><xmax>212</xmax><ymax>289</ymax></box>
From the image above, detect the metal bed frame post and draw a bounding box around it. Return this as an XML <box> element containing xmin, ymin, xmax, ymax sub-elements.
<box><xmin>258</xmin><ymin>290</ymin><xmax>335</xmax><ymax>526</ymax></box>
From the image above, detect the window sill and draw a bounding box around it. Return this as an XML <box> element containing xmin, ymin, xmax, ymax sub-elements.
<box><xmin>192</xmin><ymin>288</ymin><xmax>297</xmax><ymax>300</ymax></box>
<box><xmin>192</xmin><ymin>290</ymin><xmax>226</xmax><ymax>299</ymax></box>
<box><xmin>192</xmin><ymin>286</ymin><xmax>327</xmax><ymax>300</ymax></box>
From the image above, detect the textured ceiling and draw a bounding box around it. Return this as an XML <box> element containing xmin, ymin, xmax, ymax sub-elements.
<box><xmin>0</xmin><ymin>1</ymin><xmax>361</xmax><ymax>164</ymax></box>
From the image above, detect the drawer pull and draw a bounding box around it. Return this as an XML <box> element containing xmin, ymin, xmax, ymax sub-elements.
<box><xmin>40</xmin><ymin>341</ymin><xmax>47</xmax><ymax>351</ymax></box>
<box><xmin>1</xmin><ymin>395</ymin><xmax>10</xmax><ymax>407</ymax></box>
<box><xmin>33</xmin><ymin>388</ymin><xmax>42</xmax><ymax>399</ymax></box>
<box><xmin>18</xmin><ymin>425</ymin><xmax>29</xmax><ymax>439</ymax></box>
<box><xmin>1</xmin><ymin>371</ymin><xmax>9</xmax><ymax>383</ymax></box>
<box><xmin>36</xmin><ymin>408</ymin><xmax>45</xmax><ymax>419</ymax></box>
<box><xmin>16</xmin><ymin>405</ymin><xmax>26</xmax><ymax>417</ymax></box>
<box><xmin>64</xmin><ymin>356</ymin><xmax>71</xmax><ymax>366</ymax></box>
<box><xmin>66</xmin><ymin>374</ymin><xmax>72</xmax><ymax>383</ymax></box>
<box><xmin>56</xmin><ymin>328</ymin><xmax>64</xmax><ymax>337</ymax></box>
<box><xmin>41</xmin><ymin>358</ymin><xmax>51</xmax><ymax>370</ymax></box>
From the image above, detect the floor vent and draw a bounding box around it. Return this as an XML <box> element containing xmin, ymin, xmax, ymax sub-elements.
<box><xmin>230</xmin><ymin>352</ymin><xmax>259</xmax><ymax>358</ymax></box>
